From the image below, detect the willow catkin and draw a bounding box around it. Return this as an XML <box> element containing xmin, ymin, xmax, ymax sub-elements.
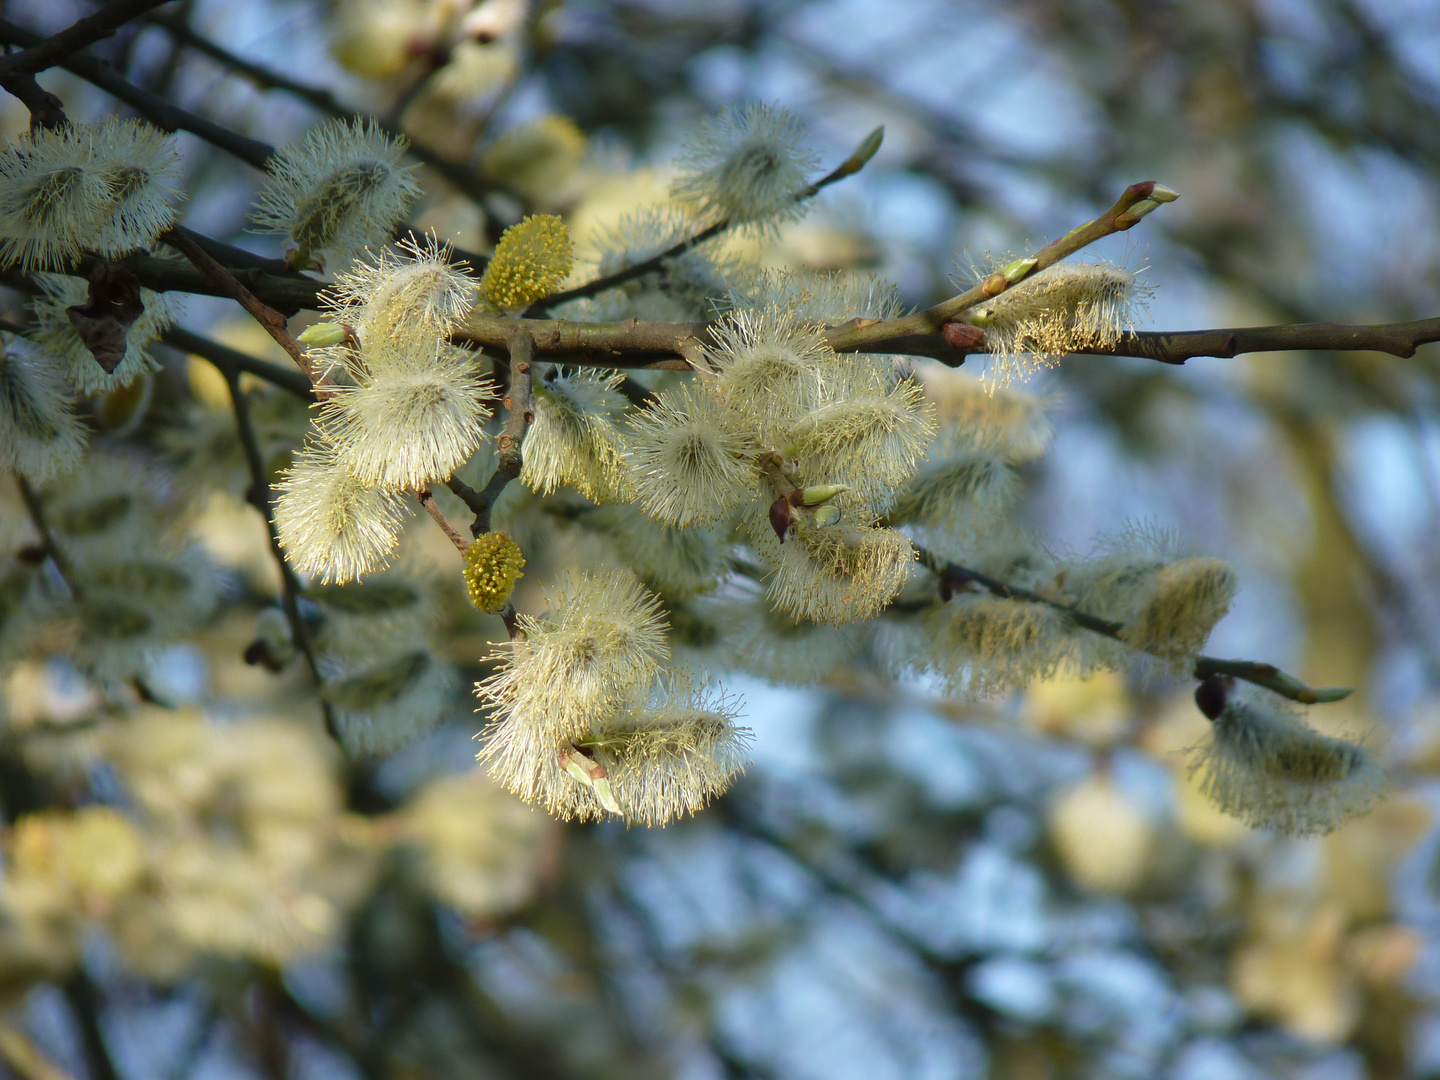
<box><xmin>1189</xmin><ymin>681</ymin><xmax>1384</xmax><ymax>835</ymax></box>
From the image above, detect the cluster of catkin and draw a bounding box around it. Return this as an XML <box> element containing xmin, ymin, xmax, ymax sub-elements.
<box><xmin>0</xmin><ymin>100</ymin><xmax>1387</xmax><ymax>837</ymax></box>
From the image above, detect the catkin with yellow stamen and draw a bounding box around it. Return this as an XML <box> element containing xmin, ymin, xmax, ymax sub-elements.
<box><xmin>480</xmin><ymin>214</ymin><xmax>574</xmax><ymax>312</ymax></box>
<box><xmin>464</xmin><ymin>531</ymin><xmax>526</xmax><ymax>613</ymax></box>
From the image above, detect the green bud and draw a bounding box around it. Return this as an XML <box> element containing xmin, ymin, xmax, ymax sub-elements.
<box><xmin>840</xmin><ymin>125</ymin><xmax>885</xmax><ymax>176</ymax></box>
<box><xmin>297</xmin><ymin>321</ymin><xmax>348</xmax><ymax>348</ymax></box>
<box><xmin>813</xmin><ymin>504</ymin><xmax>841</xmax><ymax>527</ymax></box>
<box><xmin>592</xmin><ymin>775</ymin><xmax>623</xmax><ymax>817</ymax></box>
<box><xmin>800</xmin><ymin>484</ymin><xmax>848</xmax><ymax>506</ymax></box>
<box><xmin>1127</xmin><ymin>198</ymin><xmax>1162</xmax><ymax>219</ymax></box>
<box><xmin>559</xmin><ymin>748</ymin><xmax>624</xmax><ymax>816</ymax></box>
<box><xmin>1148</xmin><ymin>183</ymin><xmax>1179</xmax><ymax>203</ymax></box>
<box><xmin>1002</xmin><ymin>257</ymin><xmax>1037</xmax><ymax>284</ymax></box>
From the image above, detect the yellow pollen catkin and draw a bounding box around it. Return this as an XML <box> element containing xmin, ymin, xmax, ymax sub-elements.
<box><xmin>464</xmin><ymin>531</ymin><xmax>526</xmax><ymax>613</ymax></box>
<box><xmin>480</xmin><ymin>214</ymin><xmax>574</xmax><ymax>311</ymax></box>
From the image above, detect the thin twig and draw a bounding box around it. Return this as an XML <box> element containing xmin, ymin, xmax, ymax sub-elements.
<box><xmin>828</xmin><ymin>180</ymin><xmax>1168</xmax><ymax>352</ymax></box>
<box><xmin>220</xmin><ymin>364</ymin><xmax>339</xmax><ymax>742</ymax></box>
<box><xmin>162</xmin><ymin>325</ymin><xmax>316</xmax><ymax>400</ymax></box>
<box><xmin>417</xmin><ymin>490</ymin><xmax>469</xmax><ymax>553</ymax></box>
<box><xmin>145</xmin><ymin>14</ymin><xmax>518</xmax><ymax>209</ymax></box>
<box><xmin>911</xmin><ymin>543</ymin><xmax>1351</xmax><ymax>705</ymax></box>
<box><xmin>62</xmin><ymin>972</ymin><xmax>121</xmax><ymax>1080</ymax></box>
<box><xmin>527</xmin><ymin>127</ymin><xmax>883</xmax><ymax>316</ymax></box>
<box><xmin>0</xmin><ymin>17</ymin><xmax>275</xmax><ymax>169</ymax></box>
<box><xmin>0</xmin><ymin>0</ymin><xmax>175</xmax><ymax>81</ymax></box>
<box><xmin>15</xmin><ymin>473</ymin><xmax>82</xmax><ymax>598</ymax></box>
<box><xmin>467</xmin><ymin>330</ymin><xmax>535</xmax><ymax>538</ymax></box>
<box><xmin>161</xmin><ymin>227</ymin><xmax>333</xmax><ymax>392</ymax></box>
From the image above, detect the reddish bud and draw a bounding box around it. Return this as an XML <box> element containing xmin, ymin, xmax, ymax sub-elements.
<box><xmin>1194</xmin><ymin>676</ymin><xmax>1231</xmax><ymax>720</ymax></box>
<box><xmin>1128</xmin><ymin>180</ymin><xmax>1157</xmax><ymax>201</ymax></box>
<box><xmin>769</xmin><ymin>496</ymin><xmax>794</xmax><ymax>542</ymax></box>
<box><xmin>938</xmin><ymin>566</ymin><xmax>972</xmax><ymax>602</ymax></box>
<box><xmin>786</xmin><ymin>489</ymin><xmax>804</xmax><ymax>508</ymax></box>
<box><xmin>942</xmin><ymin>322</ymin><xmax>986</xmax><ymax>351</ymax></box>
<box><xmin>980</xmin><ymin>273</ymin><xmax>1007</xmax><ymax>298</ymax></box>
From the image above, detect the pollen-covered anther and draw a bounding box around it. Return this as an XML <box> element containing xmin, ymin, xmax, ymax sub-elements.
<box><xmin>480</xmin><ymin>214</ymin><xmax>574</xmax><ymax>312</ymax></box>
<box><xmin>464</xmin><ymin>531</ymin><xmax>526</xmax><ymax>613</ymax></box>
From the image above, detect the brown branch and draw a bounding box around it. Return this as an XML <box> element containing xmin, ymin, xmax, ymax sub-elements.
<box><xmin>62</xmin><ymin>972</ymin><xmax>121</xmax><ymax>1080</ymax></box>
<box><xmin>219</xmin><ymin>363</ymin><xmax>339</xmax><ymax>742</ymax></box>
<box><xmin>144</xmin><ymin>14</ymin><xmax>517</xmax><ymax>210</ymax></box>
<box><xmin>0</xmin><ymin>17</ymin><xmax>275</xmax><ymax>169</ymax></box>
<box><xmin>14</xmin><ymin>474</ymin><xmax>82</xmax><ymax>598</ymax></box>
<box><xmin>72</xmin><ymin>249</ymin><xmax>324</xmax><ymax>314</ymax></box>
<box><xmin>418</xmin><ymin>490</ymin><xmax>469</xmax><ymax>553</ymax></box>
<box><xmin>1086</xmin><ymin>320</ymin><xmax>1440</xmax><ymax>364</ymax></box>
<box><xmin>828</xmin><ymin>180</ymin><xmax>1170</xmax><ymax>353</ymax></box>
<box><xmin>162</xmin><ymin>325</ymin><xmax>316</xmax><ymax>400</ymax></box>
<box><xmin>911</xmin><ymin>544</ymin><xmax>1351</xmax><ymax>705</ymax></box>
<box><xmin>0</xmin><ymin>1</ymin><xmax>174</xmax><ymax>81</ymax></box>
<box><xmin>160</xmin><ymin>227</ymin><xmax>333</xmax><ymax>392</ymax></box>
<box><xmin>526</xmin><ymin>126</ymin><xmax>884</xmax><ymax>316</ymax></box>
<box><xmin>465</xmin><ymin>330</ymin><xmax>535</xmax><ymax>538</ymax></box>
<box><xmin>0</xmin><ymin>65</ymin><xmax>67</xmax><ymax>130</ymax></box>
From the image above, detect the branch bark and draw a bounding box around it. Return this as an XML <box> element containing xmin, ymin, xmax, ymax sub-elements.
<box><xmin>527</xmin><ymin>125</ymin><xmax>884</xmax><ymax>316</ymax></box>
<box><xmin>220</xmin><ymin>364</ymin><xmax>339</xmax><ymax>742</ymax></box>
<box><xmin>161</xmin><ymin>227</ymin><xmax>333</xmax><ymax>392</ymax></box>
<box><xmin>0</xmin><ymin>1</ymin><xmax>175</xmax><ymax>81</ymax></box>
<box><xmin>0</xmin><ymin>17</ymin><xmax>275</xmax><ymax>169</ymax></box>
<box><xmin>911</xmin><ymin>544</ymin><xmax>1352</xmax><ymax>705</ymax></box>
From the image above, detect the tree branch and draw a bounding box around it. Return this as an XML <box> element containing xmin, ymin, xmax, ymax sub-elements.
<box><xmin>0</xmin><ymin>0</ymin><xmax>174</xmax><ymax>81</ymax></box>
<box><xmin>466</xmin><ymin>330</ymin><xmax>535</xmax><ymax>538</ymax></box>
<box><xmin>0</xmin><ymin>17</ymin><xmax>275</xmax><ymax>169</ymax></box>
<box><xmin>162</xmin><ymin>324</ymin><xmax>316</xmax><ymax>400</ymax></box>
<box><xmin>526</xmin><ymin>125</ymin><xmax>884</xmax><ymax>316</ymax></box>
<box><xmin>14</xmin><ymin>473</ymin><xmax>82</xmax><ymax>598</ymax></box>
<box><xmin>911</xmin><ymin>544</ymin><xmax>1352</xmax><ymax>705</ymax></box>
<box><xmin>417</xmin><ymin>490</ymin><xmax>470</xmax><ymax>553</ymax></box>
<box><xmin>161</xmin><ymin>227</ymin><xmax>333</xmax><ymax>392</ymax></box>
<box><xmin>143</xmin><ymin>13</ymin><xmax>518</xmax><ymax>209</ymax></box>
<box><xmin>219</xmin><ymin>364</ymin><xmax>339</xmax><ymax>742</ymax></box>
<box><xmin>828</xmin><ymin>180</ymin><xmax>1171</xmax><ymax>352</ymax></box>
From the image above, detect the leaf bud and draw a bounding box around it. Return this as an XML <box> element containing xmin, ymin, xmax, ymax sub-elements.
<box><xmin>813</xmin><ymin>504</ymin><xmax>841</xmax><ymax>527</ymax></box>
<box><xmin>798</xmin><ymin>484</ymin><xmax>848</xmax><ymax>506</ymax></box>
<box><xmin>1194</xmin><ymin>675</ymin><xmax>1230</xmax><ymax>720</ymax></box>
<box><xmin>769</xmin><ymin>495</ymin><xmax>794</xmax><ymax>542</ymax></box>
<box><xmin>1002</xmin><ymin>257</ymin><xmax>1038</xmax><ymax>284</ymax></box>
<box><xmin>835</xmin><ymin>125</ymin><xmax>885</xmax><ymax>178</ymax></box>
<box><xmin>297</xmin><ymin>321</ymin><xmax>349</xmax><ymax>348</ymax></box>
<box><xmin>941</xmin><ymin>321</ymin><xmax>985</xmax><ymax>351</ymax></box>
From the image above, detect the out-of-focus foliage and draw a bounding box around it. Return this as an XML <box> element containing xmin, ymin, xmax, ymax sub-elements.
<box><xmin>3</xmin><ymin>0</ymin><xmax>1440</xmax><ymax>1078</ymax></box>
